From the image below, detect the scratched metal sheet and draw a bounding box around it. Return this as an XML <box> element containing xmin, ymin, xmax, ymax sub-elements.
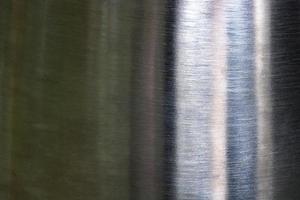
<box><xmin>0</xmin><ymin>0</ymin><xmax>300</xmax><ymax>199</ymax></box>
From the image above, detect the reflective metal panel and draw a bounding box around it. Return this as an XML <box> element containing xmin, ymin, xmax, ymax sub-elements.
<box><xmin>0</xmin><ymin>0</ymin><xmax>300</xmax><ymax>199</ymax></box>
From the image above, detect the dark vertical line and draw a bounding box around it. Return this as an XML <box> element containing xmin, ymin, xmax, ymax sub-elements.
<box><xmin>271</xmin><ymin>0</ymin><xmax>300</xmax><ymax>199</ymax></box>
<box><xmin>163</xmin><ymin>0</ymin><xmax>177</xmax><ymax>199</ymax></box>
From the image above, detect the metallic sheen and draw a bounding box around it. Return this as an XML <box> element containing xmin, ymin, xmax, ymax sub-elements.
<box><xmin>0</xmin><ymin>0</ymin><xmax>300</xmax><ymax>199</ymax></box>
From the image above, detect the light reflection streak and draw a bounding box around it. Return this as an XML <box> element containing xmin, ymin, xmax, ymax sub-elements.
<box><xmin>173</xmin><ymin>0</ymin><xmax>271</xmax><ymax>199</ymax></box>
<box><xmin>211</xmin><ymin>0</ymin><xmax>228</xmax><ymax>199</ymax></box>
<box><xmin>225</xmin><ymin>0</ymin><xmax>257</xmax><ymax>199</ymax></box>
<box><xmin>254</xmin><ymin>0</ymin><xmax>273</xmax><ymax>199</ymax></box>
<box><xmin>175</xmin><ymin>0</ymin><xmax>214</xmax><ymax>199</ymax></box>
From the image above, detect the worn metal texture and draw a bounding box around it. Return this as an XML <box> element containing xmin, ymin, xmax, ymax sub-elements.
<box><xmin>0</xmin><ymin>0</ymin><xmax>300</xmax><ymax>199</ymax></box>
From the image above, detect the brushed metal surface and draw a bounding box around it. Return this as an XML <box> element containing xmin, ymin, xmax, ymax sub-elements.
<box><xmin>0</xmin><ymin>0</ymin><xmax>300</xmax><ymax>200</ymax></box>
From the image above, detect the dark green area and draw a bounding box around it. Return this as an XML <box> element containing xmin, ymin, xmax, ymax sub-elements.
<box><xmin>0</xmin><ymin>0</ymin><xmax>149</xmax><ymax>199</ymax></box>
